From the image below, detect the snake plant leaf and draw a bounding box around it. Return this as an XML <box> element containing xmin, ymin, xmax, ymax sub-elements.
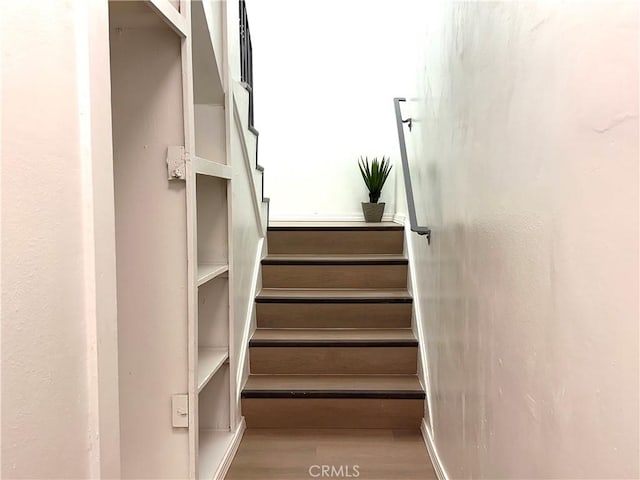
<box><xmin>358</xmin><ymin>155</ymin><xmax>392</xmax><ymax>203</ymax></box>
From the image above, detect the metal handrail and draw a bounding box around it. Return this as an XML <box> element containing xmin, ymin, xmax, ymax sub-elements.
<box><xmin>393</xmin><ymin>97</ymin><xmax>431</xmax><ymax>243</ymax></box>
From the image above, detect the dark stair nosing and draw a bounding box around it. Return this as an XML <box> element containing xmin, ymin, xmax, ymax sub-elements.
<box><xmin>262</xmin><ymin>256</ymin><xmax>408</xmax><ymax>266</ymax></box>
<box><xmin>255</xmin><ymin>289</ymin><xmax>413</xmax><ymax>304</ymax></box>
<box><xmin>256</xmin><ymin>296</ymin><xmax>412</xmax><ymax>304</ymax></box>
<box><xmin>267</xmin><ymin>225</ymin><xmax>404</xmax><ymax>232</ymax></box>
<box><xmin>241</xmin><ymin>389</ymin><xmax>425</xmax><ymax>400</ymax></box>
<box><xmin>249</xmin><ymin>339</ymin><xmax>418</xmax><ymax>348</ymax></box>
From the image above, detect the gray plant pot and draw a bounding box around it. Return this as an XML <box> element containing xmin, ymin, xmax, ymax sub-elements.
<box><xmin>361</xmin><ymin>202</ymin><xmax>385</xmax><ymax>222</ymax></box>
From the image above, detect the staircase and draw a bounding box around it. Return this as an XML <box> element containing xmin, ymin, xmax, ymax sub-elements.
<box><xmin>241</xmin><ymin>222</ymin><xmax>425</xmax><ymax>428</ymax></box>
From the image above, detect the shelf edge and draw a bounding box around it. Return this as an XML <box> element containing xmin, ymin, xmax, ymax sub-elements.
<box><xmin>197</xmin><ymin>348</ymin><xmax>229</xmax><ymax>393</ymax></box>
<box><xmin>197</xmin><ymin>263</ymin><xmax>229</xmax><ymax>286</ymax></box>
<box><xmin>194</xmin><ymin>156</ymin><xmax>232</xmax><ymax>180</ymax></box>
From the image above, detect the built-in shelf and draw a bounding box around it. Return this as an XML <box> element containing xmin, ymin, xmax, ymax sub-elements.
<box><xmin>191</xmin><ymin>17</ymin><xmax>232</xmax><ymax>473</ymax></box>
<box><xmin>198</xmin><ymin>347</ymin><xmax>228</xmax><ymax>393</ymax></box>
<box><xmin>194</xmin><ymin>156</ymin><xmax>232</xmax><ymax>180</ymax></box>
<box><xmin>197</xmin><ymin>263</ymin><xmax>228</xmax><ymax>286</ymax></box>
<box><xmin>198</xmin><ymin>429</ymin><xmax>235</xmax><ymax>480</ymax></box>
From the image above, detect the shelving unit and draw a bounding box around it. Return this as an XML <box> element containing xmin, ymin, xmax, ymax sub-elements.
<box><xmin>109</xmin><ymin>1</ymin><xmax>241</xmax><ymax>478</ymax></box>
<box><xmin>191</xmin><ymin>3</ymin><xmax>235</xmax><ymax>480</ymax></box>
<box><xmin>195</xmin><ymin>208</ymin><xmax>232</xmax><ymax>479</ymax></box>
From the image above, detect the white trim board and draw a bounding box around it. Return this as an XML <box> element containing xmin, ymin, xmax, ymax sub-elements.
<box><xmin>146</xmin><ymin>0</ymin><xmax>188</xmax><ymax>37</ymax></box>
<box><xmin>421</xmin><ymin>419</ymin><xmax>449</xmax><ymax>480</ymax></box>
<box><xmin>235</xmin><ymin>237</ymin><xmax>264</xmax><ymax>399</ymax></box>
<box><xmin>404</xmin><ymin>217</ymin><xmax>435</xmax><ymax>431</ymax></box>
<box><xmin>214</xmin><ymin>417</ymin><xmax>246</xmax><ymax>480</ymax></box>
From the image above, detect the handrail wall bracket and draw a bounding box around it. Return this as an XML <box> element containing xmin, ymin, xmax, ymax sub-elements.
<box><xmin>393</xmin><ymin>97</ymin><xmax>431</xmax><ymax>245</ymax></box>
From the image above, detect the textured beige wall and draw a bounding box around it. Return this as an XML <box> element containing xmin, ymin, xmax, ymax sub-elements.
<box><xmin>401</xmin><ymin>2</ymin><xmax>639</xmax><ymax>478</ymax></box>
<box><xmin>1</xmin><ymin>0</ymin><xmax>120</xmax><ymax>478</ymax></box>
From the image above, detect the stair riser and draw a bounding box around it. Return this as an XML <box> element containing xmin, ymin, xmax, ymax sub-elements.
<box><xmin>268</xmin><ymin>230</ymin><xmax>404</xmax><ymax>255</ymax></box>
<box><xmin>242</xmin><ymin>398</ymin><xmax>424</xmax><ymax>428</ymax></box>
<box><xmin>262</xmin><ymin>264</ymin><xmax>407</xmax><ymax>289</ymax></box>
<box><xmin>256</xmin><ymin>303</ymin><xmax>412</xmax><ymax>328</ymax></box>
<box><xmin>250</xmin><ymin>346</ymin><xmax>418</xmax><ymax>374</ymax></box>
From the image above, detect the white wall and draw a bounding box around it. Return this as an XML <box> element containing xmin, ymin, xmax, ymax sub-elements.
<box><xmin>400</xmin><ymin>2</ymin><xmax>639</xmax><ymax>478</ymax></box>
<box><xmin>248</xmin><ymin>0</ymin><xmax>414</xmax><ymax>221</ymax></box>
<box><xmin>1</xmin><ymin>0</ymin><xmax>120</xmax><ymax>477</ymax></box>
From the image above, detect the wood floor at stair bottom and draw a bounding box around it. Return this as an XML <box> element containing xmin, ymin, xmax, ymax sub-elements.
<box><xmin>225</xmin><ymin>429</ymin><xmax>437</xmax><ymax>480</ymax></box>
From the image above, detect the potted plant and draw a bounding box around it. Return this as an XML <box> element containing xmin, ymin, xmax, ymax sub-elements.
<box><xmin>358</xmin><ymin>156</ymin><xmax>392</xmax><ymax>222</ymax></box>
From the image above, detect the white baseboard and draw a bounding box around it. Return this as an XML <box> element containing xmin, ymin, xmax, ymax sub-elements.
<box><xmin>421</xmin><ymin>418</ymin><xmax>448</xmax><ymax>480</ymax></box>
<box><xmin>404</xmin><ymin>218</ymin><xmax>434</xmax><ymax>429</ymax></box>
<box><xmin>215</xmin><ymin>417</ymin><xmax>246</xmax><ymax>480</ymax></box>
<box><xmin>407</xmin><ymin>219</ymin><xmax>445</xmax><ymax>477</ymax></box>
<box><xmin>392</xmin><ymin>212</ymin><xmax>406</xmax><ymax>224</ymax></box>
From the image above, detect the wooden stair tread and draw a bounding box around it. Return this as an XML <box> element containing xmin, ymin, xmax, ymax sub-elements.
<box><xmin>256</xmin><ymin>288</ymin><xmax>412</xmax><ymax>303</ymax></box>
<box><xmin>243</xmin><ymin>374</ymin><xmax>424</xmax><ymax>399</ymax></box>
<box><xmin>268</xmin><ymin>221</ymin><xmax>403</xmax><ymax>231</ymax></box>
<box><xmin>251</xmin><ymin>328</ymin><xmax>416</xmax><ymax>346</ymax></box>
<box><xmin>262</xmin><ymin>254</ymin><xmax>407</xmax><ymax>265</ymax></box>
